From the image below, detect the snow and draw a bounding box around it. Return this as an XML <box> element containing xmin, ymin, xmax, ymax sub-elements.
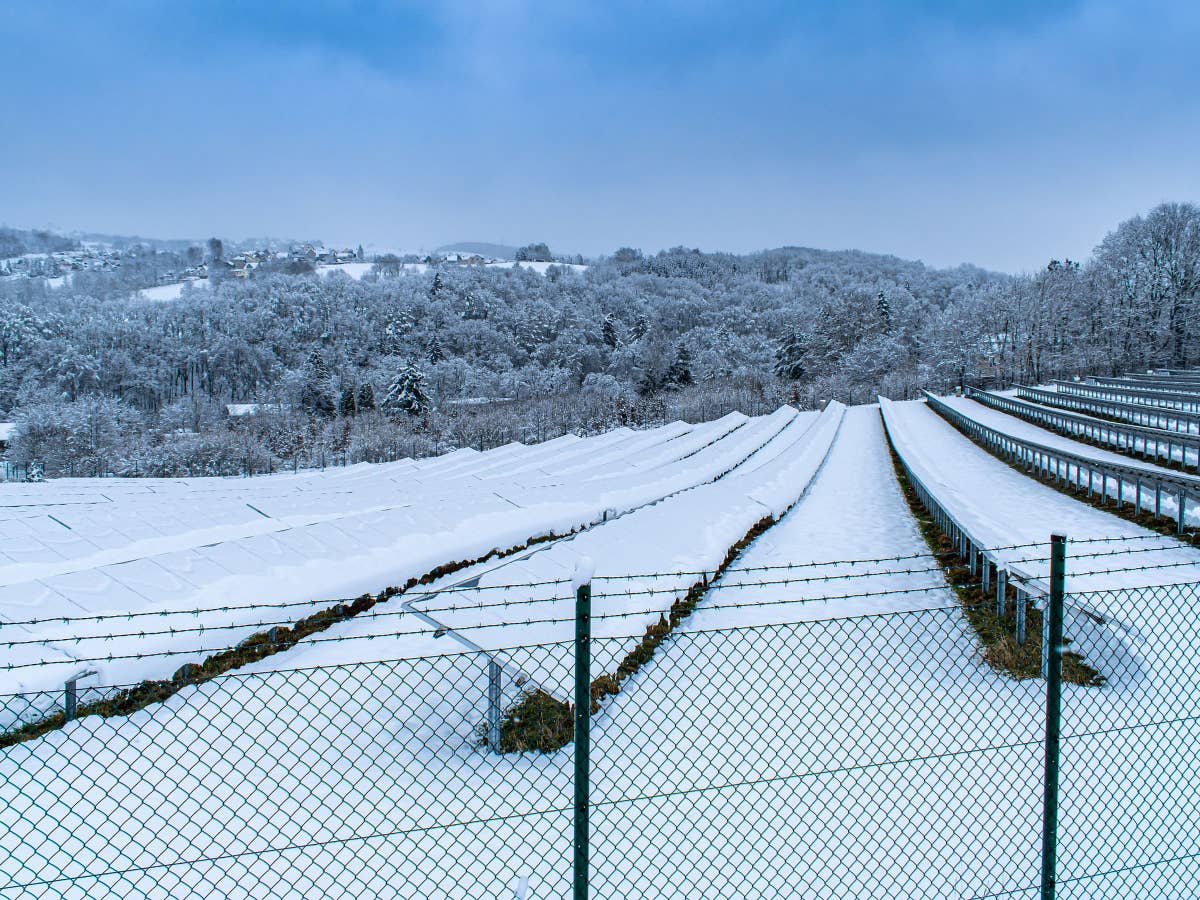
<box><xmin>940</xmin><ymin>394</ymin><xmax>1198</xmax><ymax>475</ymax></box>
<box><xmin>315</xmin><ymin>263</ymin><xmax>373</xmax><ymax>280</ymax></box>
<box><xmin>684</xmin><ymin>403</ymin><xmax>954</xmax><ymax>631</ymax></box>
<box><xmin>0</xmin><ymin>409</ymin><xmax>798</xmax><ymax>700</ymax></box>
<box><xmin>485</xmin><ymin>261</ymin><xmax>589</xmax><ymax>275</ymax></box>
<box><xmin>880</xmin><ymin>397</ymin><xmax>1200</xmax><ymax>595</ymax></box>
<box><xmin>137</xmin><ymin>279</ymin><xmax>205</xmax><ymax>302</ymax></box>
<box><xmin>3</xmin><ymin>402</ymin><xmax>1198</xmax><ymax>898</ymax></box>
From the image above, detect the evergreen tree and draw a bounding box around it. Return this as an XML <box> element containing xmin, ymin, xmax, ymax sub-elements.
<box><xmin>356</xmin><ymin>382</ymin><xmax>376</xmax><ymax>411</ymax></box>
<box><xmin>338</xmin><ymin>385</ymin><xmax>357</xmax><ymax>417</ymax></box>
<box><xmin>877</xmin><ymin>290</ymin><xmax>892</xmax><ymax>331</ymax></box>
<box><xmin>602</xmin><ymin>314</ymin><xmax>619</xmax><ymax>350</ymax></box>
<box><xmin>427</xmin><ymin>336</ymin><xmax>445</xmax><ymax>364</ymax></box>
<box><xmin>637</xmin><ymin>366</ymin><xmax>661</xmax><ymax>397</ymax></box>
<box><xmin>666</xmin><ymin>343</ymin><xmax>693</xmax><ymax>387</ymax></box>
<box><xmin>462</xmin><ymin>292</ymin><xmax>488</xmax><ymax>320</ymax></box>
<box><xmin>300</xmin><ymin>349</ymin><xmax>335</xmax><ymax>416</ymax></box>
<box><xmin>774</xmin><ymin>329</ymin><xmax>808</xmax><ymax>381</ymax></box>
<box><xmin>631</xmin><ymin>314</ymin><xmax>650</xmax><ymax>341</ymax></box>
<box><xmin>430</xmin><ymin>272</ymin><xmax>445</xmax><ymax>297</ymax></box>
<box><xmin>382</xmin><ymin>363</ymin><xmax>430</xmax><ymax>417</ymax></box>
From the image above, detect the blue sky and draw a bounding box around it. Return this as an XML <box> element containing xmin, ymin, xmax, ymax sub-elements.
<box><xmin>4</xmin><ymin>1</ymin><xmax>1198</xmax><ymax>271</ymax></box>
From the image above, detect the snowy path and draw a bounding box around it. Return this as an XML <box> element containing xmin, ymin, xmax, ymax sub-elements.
<box><xmin>684</xmin><ymin>403</ymin><xmax>954</xmax><ymax>630</ymax></box>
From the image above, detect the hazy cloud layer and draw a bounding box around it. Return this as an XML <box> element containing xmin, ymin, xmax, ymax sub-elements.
<box><xmin>4</xmin><ymin>1</ymin><xmax>1198</xmax><ymax>270</ymax></box>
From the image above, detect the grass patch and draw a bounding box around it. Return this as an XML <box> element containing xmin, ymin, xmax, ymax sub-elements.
<box><xmin>883</xmin><ymin>410</ymin><xmax>1103</xmax><ymax>686</ymax></box>
<box><xmin>498</xmin><ymin>515</ymin><xmax>780</xmax><ymax>753</ymax></box>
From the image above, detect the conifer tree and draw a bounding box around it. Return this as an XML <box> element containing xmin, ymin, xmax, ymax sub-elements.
<box><xmin>774</xmin><ymin>328</ymin><xmax>808</xmax><ymax>381</ymax></box>
<box><xmin>383</xmin><ymin>363</ymin><xmax>430</xmax><ymax>417</ymax></box>
<box><xmin>338</xmin><ymin>385</ymin><xmax>357</xmax><ymax>417</ymax></box>
<box><xmin>356</xmin><ymin>382</ymin><xmax>376</xmax><ymax>411</ymax></box>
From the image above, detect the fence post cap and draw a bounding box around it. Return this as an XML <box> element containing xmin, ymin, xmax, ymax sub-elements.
<box><xmin>572</xmin><ymin>557</ymin><xmax>595</xmax><ymax>592</ymax></box>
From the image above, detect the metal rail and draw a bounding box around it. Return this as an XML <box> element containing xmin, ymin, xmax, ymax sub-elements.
<box><xmin>1053</xmin><ymin>380</ymin><xmax>1200</xmax><ymax>412</ymax></box>
<box><xmin>1015</xmin><ymin>385</ymin><xmax>1200</xmax><ymax>435</ymax></box>
<box><xmin>966</xmin><ymin>388</ymin><xmax>1200</xmax><ymax>471</ymax></box>
<box><xmin>1105</xmin><ymin>373</ymin><xmax>1200</xmax><ymax>388</ymax></box>
<box><xmin>926</xmin><ymin>391</ymin><xmax>1197</xmax><ymax>534</ymax></box>
<box><xmin>878</xmin><ymin>399</ymin><xmax>1052</xmax><ymax>654</ymax></box>
<box><xmin>1086</xmin><ymin>375</ymin><xmax>1200</xmax><ymax>394</ymax></box>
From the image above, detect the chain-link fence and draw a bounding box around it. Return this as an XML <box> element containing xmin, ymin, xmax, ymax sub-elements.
<box><xmin>2</xmin><ymin>555</ymin><xmax>1199</xmax><ymax>898</ymax></box>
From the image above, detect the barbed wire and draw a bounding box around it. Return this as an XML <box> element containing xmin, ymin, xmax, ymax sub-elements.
<box><xmin>1</xmin><ymin>582</ymin><xmax>974</xmax><ymax>670</ymax></box>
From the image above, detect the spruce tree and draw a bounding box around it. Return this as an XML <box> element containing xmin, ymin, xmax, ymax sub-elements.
<box><xmin>338</xmin><ymin>385</ymin><xmax>357</xmax><ymax>417</ymax></box>
<box><xmin>667</xmin><ymin>343</ymin><xmax>693</xmax><ymax>387</ymax></box>
<box><xmin>602</xmin><ymin>314</ymin><xmax>619</xmax><ymax>350</ymax></box>
<box><xmin>357</xmin><ymin>382</ymin><xmax>376</xmax><ymax>411</ymax></box>
<box><xmin>631</xmin><ymin>314</ymin><xmax>650</xmax><ymax>341</ymax></box>
<box><xmin>427</xmin><ymin>336</ymin><xmax>445</xmax><ymax>364</ymax></box>
<box><xmin>877</xmin><ymin>290</ymin><xmax>892</xmax><ymax>331</ymax></box>
<box><xmin>300</xmin><ymin>349</ymin><xmax>335</xmax><ymax>416</ymax></box>
<box><xmin>774</xmin><ymin>329</ymin><xmax>807</xmax><ymax>381</ymax></box>
<box><xmin>383</xmin><ymin>363</ymin><xmax>430</xmax><ymax>417</ymax></box>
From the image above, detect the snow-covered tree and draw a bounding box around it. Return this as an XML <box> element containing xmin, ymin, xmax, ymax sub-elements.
<box><xmin>356</xmin><ymin>382</ymin><xmax>376</xmax><ymax>412</ymax></box>
<box><xmin>382</xmin><ymin>363</ymin><xmax>430</xmax><ymax>417</ymax></box>
<box><xmin>338</xmin><ymin>385</ymin><xmax>357</xmax><ymax>417</ymax></box>
<box><xmin>774</xmin><ymin>329</ymin><xmax>807</xmax><ymax>381</ymax></box>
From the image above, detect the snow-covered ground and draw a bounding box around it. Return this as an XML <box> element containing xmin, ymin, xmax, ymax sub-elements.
<box><xmin>976</xmin><ymin>390</ymin><xmax>1200</xmax><ymax>466</ymax></box>
<box><xmin>314</xmin><ymin>262</ymin><xmax>374</xmax><ymax>280</ymax></box>
<box><xmin>3</xmin><ymin>403</ymin><xmax>1198</xmax><ymax>898</ymax></box>
<box><xmin>881</xmin><ymin>398</ymin><xmax>1200</xmax><ymax>594</ymax></box>
<box><xmin>941</xmin><ymin>394</ymin><xmax>1200</xmax><ymax>475</ymax></box>
<box><xmin>0</xmin><ymin>410</ymin><xmax>802</xmax><ymax>700</ymax></box>
<box><xmin>136</xmin><ymin>279</ymin><xmax>205</xmax><ymax>302</ymax></box>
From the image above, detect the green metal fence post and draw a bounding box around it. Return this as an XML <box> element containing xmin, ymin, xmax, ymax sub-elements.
<box><xmin>573</xmin><ymin>572</ymin><xmax>592</xmax><ymax>900</ymax></box>
<box><xmin>1041</xmin><ymin>533</ymin><xmax>1067</xmax><ymax>900</ymax></box>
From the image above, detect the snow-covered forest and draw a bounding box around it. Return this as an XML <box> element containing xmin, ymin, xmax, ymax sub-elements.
<box><xmin>1</xmin><ymin>202</ymin><xmax>1197</xmax><ymax>478</ymax></box>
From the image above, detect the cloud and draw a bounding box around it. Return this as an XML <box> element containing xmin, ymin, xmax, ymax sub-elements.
<box><xmin>1</xmin><ymin>0</ymin><xmax>1197</xmax><ymax>270</ymax></box>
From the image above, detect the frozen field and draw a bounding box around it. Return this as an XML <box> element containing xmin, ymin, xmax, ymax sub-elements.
<box><xmin>3</xmin><ymin>400</ymin><xmax>1199</xmax><ymax>898</ymax></box>
<box><xmin>0</xmin><ymin>408</ymin><xmax>801</xmax><ymax>699</ymax></box>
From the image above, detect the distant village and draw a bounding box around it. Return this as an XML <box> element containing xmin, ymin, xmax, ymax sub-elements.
<box><xmin>0</xmin><ymin>245</ymin><xmax>126</xmax><ymax>279</ymax></box>
<box><xmin>0</xmin><ymin>238</ymin><xmax>561</xmax><ymax>288</ymax></box>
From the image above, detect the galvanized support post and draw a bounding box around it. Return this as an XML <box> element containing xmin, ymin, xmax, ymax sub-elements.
<box><xmin>1179</xmin><ymin>490</ymin><xmax>1188</xmax><ymax>536</ymax></box>
<box><xmin>982</xmin><ymin>558</ymin><xmax>991</xmax><ymax>592</ymax></box>
<box><xmin>573</xmin><ymin>577</ymin><xmax>592</xmax><ymax>900</ymax></box>
<box><xmin>1040</xmin><ymin>534</ymin><xmax>1067</xmax><ymax>900</ymax></box>
<box><xmin>64</xmin><ymin>678</ymin><xmax>78</xmax><ymax>722</ymax></box>
<box><xmin>1016</xmin><ymin>591</ymin><xmax>1027</xmax><ymax>645</ymax></box>
<box><xmin>996</xmin><ymin>569</ymin><xmax>1007</xmax><ymax>619</ymax></box>
<box><xmin>487</xmin><ymin>660</ymin><xmax>502</xmax><ymax>753</ymax></box>
<box><xmin>1156</xmin><ymin>482</ymin><xmax>1163</xmax><ymax>519</ymax></box>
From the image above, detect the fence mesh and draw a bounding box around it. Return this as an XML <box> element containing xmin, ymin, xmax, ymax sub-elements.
<box><xmin>2</xmin><ymin>577</ymin><xmax>1198</xmax><ymax>898</ymax></box>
